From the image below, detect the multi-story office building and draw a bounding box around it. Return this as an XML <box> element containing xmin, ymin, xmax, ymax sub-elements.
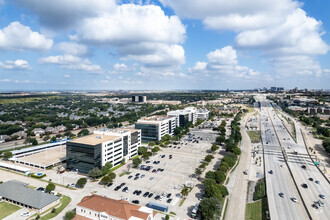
<box><xmin>132</xmin><ymin>95</ymin><xmax>147</xmax><ymax>103</ymax></box>
<box><xmin>167</xmin><ymin>107</ymin><xmax>197</xmax><ymax>127</ymax></box>
<box><xmin>135</xmin><ymin>115</ymin><xmax>176</xmax><ymax>142</ymax></box>
<box><xmin>196</xmin><ymin>108</ymin><xmax>210</xmax><ymax>120</ymax></box>
<box><xmin>66</xmin><ymin>128</ymin><xmax>141</xmax><ymax>173</ymax></box>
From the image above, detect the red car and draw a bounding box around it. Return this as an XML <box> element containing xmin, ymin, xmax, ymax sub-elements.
<box><xmin>59</xmin><ymin>170</ymin><xmax>65</xmax><ymax>174</ymax></box>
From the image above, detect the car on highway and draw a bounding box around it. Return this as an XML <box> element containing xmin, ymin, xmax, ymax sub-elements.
<box><xmin>279</xmin><ymin>192</ymin><xmax>284</xmax><ymax>197</ymax></box>
<box><xmin>319</xmin><ymin>194</ymin><xmax>325</xmax><ymax>199</ymax></box>
<box><xmin>315</xmin><ymin>180</ymin><xmax>320</xmax><ymax>184</ymax></box>
<box><xmin>301</xmin><ymin>165</ymin><xmax>307</xmax><ymax>169</ymax></box>
<box><xmin>301</xmin><ymin>183</ymin><xmax>308</xmax><ymax>188</ymax></box>
<box><xmin>269</xmin><ymin>170</ymin><xmax>273</xmax><ymax>174</ymax></box>
<box><xmin>243</xmin><ymin>169</ymin><xmax>248</xmax><ymax>175</ymax></box>
<box><xmin>308</xmin><ymin>177</ymin><xmax>313</xmax><ymax>181</ymax></box>
<box><xmin>291</xmin><ymin>197</ymin><xmax>297</xmax><ymax>202</ymax></box>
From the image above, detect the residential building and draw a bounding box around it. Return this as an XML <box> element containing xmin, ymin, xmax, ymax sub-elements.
<box><xmin>0</xmin><ymin>180</ymin><xmax>60</xmax><ymax>213</ymax></box>
<box><xmin>32</xmin><ymin>128</ymin><xmax>45</xmax><ymax>137</ymax></box>
<box><xmin>135</xmin><ymin>115</ymin><xmax>176</xmax><ymax>142</ymax></box>
<box><xmin>0</xmin><ymin>134</ymin><xmax>11</xmax><ymax>143</ymax></box>
<box><xmin>66</xmin><ymin>128</ymin><xmax>141</xmax><ymax>173</ymax></box>
<box><xmin>167</xmin><ymin>107</ymin><xmax>197</xmax><ymax>127</ymax></box>
<box><xmin>74</xmin><ymin>194</ymin><xmax>155</xmax><ymax>220</ymax></box>
<box><xmin>10</xmin><ymin>131</ymin><xmax>27</xmax><ymax>139</ymax></box>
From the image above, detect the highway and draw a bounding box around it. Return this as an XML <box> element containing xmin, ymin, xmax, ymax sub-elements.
<box><xmin>259</xmin><ymin>99</ymin><xmax>309</xmax><ymax>220</ymax></box>
<box><xmin>269</xmin><ymin>106</ymin><xmax>330</xmax><ymax>219</ymax></box>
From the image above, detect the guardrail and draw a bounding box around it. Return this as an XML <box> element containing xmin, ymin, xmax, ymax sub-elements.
<box><xmin>300</xmin><ymin>128</ymin><xmax>330</xmax><ymax>184</ymax></box>
<box><xmin>266</xmin><ymin>107</ymin><xmax>312</xmax><ymax>220</ymax></box>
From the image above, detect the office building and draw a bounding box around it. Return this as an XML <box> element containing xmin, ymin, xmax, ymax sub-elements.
<box><xmin>135</xmin><ymin>115</ymin><xmax>176</xmax><ymax>142</ymax></box>
<box><xmin>167</xmin><ymin>107</ymin><xmax>197</xmax><ymax>127</ymax></box>
<box><xmin>196</xmin><ymin>108</ymin><xmax>210</xmax><ymax>120</ymax></box>
<box><xmin>66</xmin><ymin>128</ymin><xmax>141</xmax><ymax>173</ymax></box>
<box><xmin>74</xmin><ymin>194</ymin><xmax>155</xmax><ymax>220</ymax></box>
<box><xmin>132</xmin><ymin>95</ymin><xmax>147</xmax><ymax>103</ymax></box>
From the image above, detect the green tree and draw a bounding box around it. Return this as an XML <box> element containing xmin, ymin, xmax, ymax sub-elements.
<box><xmin>78</xmin><ymin>128</ymin><xmax>90</xmax><ymax>137</ymax></box>
<box><xmin>43</xmin><ymin>135</ymin><xmax>50</xmax><ymax>142</ymax></box>
<box><xmin>133</xmin><ymin>157</ymin><xmax>142</xmax><ymax>168</ymax></box>
<box><xmin>199</xmin><ymin>197</ymin><xmax>221</xmax><ymax>220</ymax></box>
<box><xmin>3</xmin><ymin>151</ymin><xmax>13</xmax><ymax>159</ymax></box>
<box><xmin>32</xmin><ymin>138</ymin><xmax>38</xmax><ymax>146</ymax></box>
<box><xmin>11</xmin><ymin>135</ymin><xmax>19</xmax><ymax>141</ymax></box>
<box><xmin>151</xmin><ymin>146</ymin><xmax>160</xmax><ymax>154</ymax></box>
<box><xmin>46</xmin><ymin>182</ymin><xmax>55</xmax><ymax>192</ymax></box>
<box><xmin>88</xmin><ymin>167</ymin><xmax>102</xmax><ymax>179</ymax></box>
<box><xmin>181</xmin><ymin>186</ymin><xmax>190</xmax><ymax>197</ymax></box>
<box><xmin>100</xmin><ymin>175</ymin><xmax>111</xmax><ymax>184</ymax></box>
<box><xmin>76</xmin><ymin>178</ymin><xmax>87</xmax><ymax>188</ymax></box>
<box><xmin>205</xmin><ymin>184</ymin><xmax>222</xmax><ymax>200</ymax></box>
<box><xmin>148</xmin><ymin>141</ymin><xmax>156</xmax><ymax>147</ymax></box>
<box><xmin>101</xmin><ymin>162</ymin><xmax>113</xmax><ymax>175</ymax></box>
<box><xmin>108</xmin><ymin>172</ymin><xmax>116</xmax><ymax>182</ymax></box>
<box><xmin>64</xmin><ymin>211</ymin><xmax>76</xmax><ymax>220</ymax></box>
<box><xmin>215</xmin><ymin>171</ymin><xmax>226</xmax><ymax>184</ymax></box>
<box><xmin>195</xmin><ymin>168</ymin><xmax>202</xmax><ymax>176</ymax></box>
<box><xmin>216</xmin><ymin>135</ymin><xmax>226</xmax><ymax>144</ymax></box>
<box><xmin>211</xmin><ymin>144</ymin><xmax>219</xmax><ymax>152</ymax></box>
<box><xmin>138</xmin><ymin>146</ymin><xmax>148</xmax><ymax>155</ymax></box>
<box><xmin>217</xmin><ymin>184</ymin><xmax>229</xmax><ymax>197</ymax></box>
<box><xmin>50</xmin><ymin>136</ymin><xmax>57</xmax><ymax>142</ymax></box>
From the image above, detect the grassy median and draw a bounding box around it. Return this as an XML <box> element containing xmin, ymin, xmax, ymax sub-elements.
<box><xmin>247</xmin><ymin>131</ymin><xmax>261</xmax><ymax>143</ymax></box>
<box><xmin>245</xmin><ymin>197</ymin><xmax>268</xmax><ymax>220</ymax></box>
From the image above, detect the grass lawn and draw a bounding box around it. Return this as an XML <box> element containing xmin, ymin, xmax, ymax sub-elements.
<box><xmin>0</xmin><ymin>201</ymin><xmax>21</xmax><ymax>219</ymax></box>
<box><xmin>247</xmin><ymin>131</ymin><xmax>261</xmax><ymax>143</ymax></box>
<box><xmin>41</xmin><ymin>195</ymin><xmax>71</xmax><ymax>220</ymax></box>
<box><xmin>245</xmin><ymin>197</ymin><xmax>268</xmax><ymax>220</ymax></box>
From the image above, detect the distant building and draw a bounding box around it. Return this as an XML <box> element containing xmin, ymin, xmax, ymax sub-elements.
<box><xmin>32</xmin><ymin>128</ymin><xmax>45</xmax><ymax>137</ymax></box>
<box><xmin>270</xmin><ymin>87</ymin><xmax>277</xmax><ymax>91</ymax></box>
<box><xmin>135</xmin><ymin>115</ymin><xmax>176</xmax><ymax>142</ymax></box>
<box><xmin>132</xmin><ymin>95</ymin><xmax>147</xmax><ymax>103</ymax></box>
<box><xmin>74</xmin><ymin>194</ymin><xmax>155</xmax><ymax>220</ymax></box>
<box><xmin>0</xmin><ymin>180</ymin><xmax>60</xmax><ymax>213</ymax></box>
<box><xmin>66</xmin><ymin>128</ymin><xmax>141</xmax><ymax>173</ymax></box>
<box><xmin>308</xmin><ymin>107</ymin><xmax>330</xmax><ymax>115</ymax></box>
<box><xmin>167</xmin><ymin>107</ymin><xmax>197</xmax><ymax>127</ymax></box>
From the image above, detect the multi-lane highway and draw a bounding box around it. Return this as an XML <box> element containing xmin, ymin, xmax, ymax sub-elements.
<box><xmin>259</xmin><ymin>99</ymin><xmax>309</xmax><ymax>220</ymax></box>
<box><xmin>269</xmin><ymin>106</ymin><xmax>330</xmax><ymax>220</ymax></box>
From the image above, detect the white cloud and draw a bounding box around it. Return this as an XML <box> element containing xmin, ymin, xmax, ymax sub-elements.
<box><xmin>0</xmin><ymin>59</ymin><xmax>29</xmax><ymax>70</ymax></box>
<box><xmin>0</xmin><ymin>22</ymin><xmax>53</xmax><ymax>51</ymax></box>
<box><xmin>39</xmin><ymin>54</ymin><xmax>102</xmax><ymax>74</ymax></box>
<box><xmin>63</xmin><ymin>74</ymin><xmax>70</xmax><ymax>78</ymax></box>
<box><xmin>55</xmin><ymin>42</ymin><xmax>89</xmax><ymax>56</ymax></box>
<box><xmin>14</xmin><ymin>0</ymin><xmax>116</xmax><ymax>30</ymax></box>
<box><xmin>189</xmin><ymin>46</ymin><xmax>266</xmax><ymax>79</ymax></box>
<box><xmin>0</xmin><ymin>79</ymin><xmax>11</xmax><ymax>82</ymax></box>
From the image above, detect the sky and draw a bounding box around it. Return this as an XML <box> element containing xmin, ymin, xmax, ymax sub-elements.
<box><xmin>0</xmin><ymin>0</ymin><xmax>329</xmax><ymax>91</ymax></box>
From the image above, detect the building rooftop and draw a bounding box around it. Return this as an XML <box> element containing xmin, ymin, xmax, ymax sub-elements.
<box><xmin>0</xmin><ymin>180</ymin><xmax>59</xmax><ymax>209</ymax></box>
<box><xmin>69</xmin><ymin>134</ymin><xmax>120</xmax><ymax>145</ymax></box>
<box><xmin>76</xmin><ymin>194</ymin><xmax>153</xmax><ymax>220</ymax></box>
<box><xmin>138</xmin><ymin>115</ymin><xmax>174</xmax><ymax>122</ymax></box>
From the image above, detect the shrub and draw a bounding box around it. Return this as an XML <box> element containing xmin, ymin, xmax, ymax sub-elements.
<box><xmin>46</xmin><ymin>182</ymin><xmax>56</xmax><ymax>192</ymax></box>
<box><xmin>51</xmin><ymin>208</ymin><xmax>56</xmax><ymax>213</ymax></box>
<box><xmin>232</xmin><ymin>147</ymin><xmax>241</xmax><ymax>155</ymax></box>
<box><xmin>215</xmin><ymin>171</ymin><xmax>226</xmax><ymax>184</ymax></box>
<box><xmin>65</xmin><ymin>211</ymin><xmax>76</xmax><ymax>220</ymax></box>
<box><xmin>76</xmin><ymin>178</ymin><xmax>87</xmax><ymax>188</ymax></box>
<box><xmin>253</xmin><ymin>178</ymin><xmax>266</xmax><ymax>201</ymax></box>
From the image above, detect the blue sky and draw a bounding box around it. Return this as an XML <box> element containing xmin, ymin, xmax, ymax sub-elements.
<box><xmin>0</xmin><ymin>0</ymin><xmax>329</xmax><ymax>91</ymax></box>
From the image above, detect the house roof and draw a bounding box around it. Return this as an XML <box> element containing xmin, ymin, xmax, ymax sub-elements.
<box><xmin>77</xmin><ymin>194</ymin><xmax>151</xmax><ymax>220</ymax></box>
<box><xmin>0</xmin><ymin>180</ymin><xmax>59</xmax><ymax>209</ymax></box>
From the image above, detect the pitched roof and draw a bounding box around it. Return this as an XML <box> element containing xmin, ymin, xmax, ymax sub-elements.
<box><xmin>77</xmin><ymin>194</ymin><xmax>151</xmax><ymax>220</ymax></box>
<box><xmin>0</xmin><ymin>180</ymin><xmax>59</xmax><ymax>209</ymax></box>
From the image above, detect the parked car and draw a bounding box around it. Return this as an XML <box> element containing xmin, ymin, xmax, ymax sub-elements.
<box><xmin>107</xmin><ymin>182</ymin><xmax>113</xmax><ymax>187</ymax></box>
<box><xmin>167</xmin><ymin>193</ymin><xmax>172</xmax><ymax>198</ymax></box>
<box><xmin>319</xmin><ymin>194</ymin><xmax>325</xmax><ymax>199</ymax></box>
<box><xmin>309</xmin><ymin>177</ymin><xmax>313</xmax><ymax>181</ymax></box>
<box><xmin>143</xmin><ymin>192</ymin><xmax>150</xmax><ymax>197</ymax></box>
<box><xmin>315</xmin><ymin>180</ymin><xmax>320</xmax><ymax>184</ymax></box>
<box><xmin>167</xmin><ymin>198</ymin><xmax>173</xmax><ymax>203</ymax></box>
<box><xmin>155</xmin><ymin>195</ymin><xmax>161</xmax><ymax>200</ymax></box>
<box><xmin>21</xmin><ymin>212</ymin><xmax>30</xmax><ymax>217</ymax></box>
<box><xmin>128</xmin><ymin>175</ymin><xmax>133</xmax><ymax>179</ymax></box>
<box><xmin>301</xmin><ymin>165</ymin><xmax>306</xmax><ymax>169</ymax></box>
<box><xmin>114</xmin><ymin>186</ymin><xmax>121</xmax><ymax>191</ymax></box>
<box><xmin>132</xmin><ymin>200</ymin><xmax>140</xmax><ymax>204</ymax></box>
<box><xmin>148</xmin><ymin>193</ymin><xmax>153</xmax><ymax>198</ymax></box>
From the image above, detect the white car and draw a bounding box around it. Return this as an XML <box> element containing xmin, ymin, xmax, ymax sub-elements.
<box><xmin>21</xmin><ymin>212</ymin><xmax>30</xmax><ymax>217</ymax></box>
<box><xmin>291</xmin><ymin>197</ymin><xmax>297</xmax><ymax>202</ymax></box>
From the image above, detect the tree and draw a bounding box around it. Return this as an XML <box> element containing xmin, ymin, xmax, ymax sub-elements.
<box><xmin>148</xmin><ymin>141</ymin><xmax>156</xmax><ymax>147</ymax></box>
<box><xmin>160</xmin><ymin>134</ymin><xmax>171</xmax><ymax>142</ymax></box>
<box><xmin>151</xmin><ymin>146</ymin><xmax>160</xmax><ymax>154</ymax></box>
<box><xmin>108</xmin><ymin>172</ymin><xmax>116</xmax><ymax>182</ymax></box>
<box><xmin>100</xmin><ymin>176</ymin><xmax>111</xmax><ymax>184</ymax></box>
<box><xmin>195</xmin><ymin>168</ymin><xmax>202</xmax><ymax>176</ymax></box>
<box><xmin>133</xmin><ymin>157</ymin><xmax>142</xmax><ymax>168</ymax></box>
<box><xmin>11</xmin><ymin>135</ymin><xmax>19</xmax><ymax>141</ymax></box>
<box><xmin>181</xmin><ymin>186</ymin><xmax>190</xmax><ymax>197</ymax></box>
<box><xmin>88</xmin><ymin>167</ymin><xmax>102</xmax><ymax>179</ymax></box>
<box><xmin>64</xmin><ymin>211</ymin><xmax>76</xmax><ymax>220</ymax></box>
<box><xmin>205</xmin><ymin>184</ymin><xmax>222</xmax><ymax>200</ymax></box>
<box><xmin>165</xmin><ymin>215</ymin><xmax>170</xmax><ymax>220</ymax></box>
<box><xmin>78</xmin><ymin>128</ymin><xmax>90</xmax><ymax>137</ymax></box>
<box><xmin>3</xmin><ymin>151</ymin><xmax>13</xmax><ymax>159</ymax></box>
<box><xmin>216</xmin><ymin>135</ymin><xmax>226</xmax><ymax>145</ymax></box>
<box><xmin>46</xmin><ymin>182</ymin><xmax>55</xmax><ymax>192</ymax></box>
<box><xmin>138</xmin><ymin>146</ymin><xmax>148</xmax><ymax>155</ymax></box>
<box><xmin>217</xmin><ymin>184</ymin><xmax>229</xmax><ymax>197</ymax></box>
<box><xmin>211</xmin><ymin>144</ymin><xmax>219</xmax><ymax>152</ymax></box>
<box><xmin>43</xmin><ymin>135</ymin><xmax>50</xmax><ymax>142</ymax></box>
<box><xmin>323</xmin><ymin>138</ymin><xmax>330</xmax><ymax>154</ymax></box>
<box><xmin>204</xmin><ymin>155</ymin><xmax>214</xmax><ymax>162</ymax></box>
<box><xmin>50</xmin><ymin>136</ymin><xmax>57</xmax><ymax>142</ymax></box>
<box><xmin>76</xmin><ymin>178</ymin><xmax>87</xmax><ymax>188</ymax></box>
<box><xmin>199</xmin><ymin>197</ymin><xmax>221</xmax><ymax>220</ymax></box>
<box><xmin>101</xmin><ymin>162</ymin><xmax>113</xmax><ymax>175</ymax></box>
<box><xmin>32</xmin><ymin>138</ymin><xmax>38</xmax><ymax>146</ymax></box>
<box><xmin>215</xmin><ymin>171</ymin><xmax>226</xmax><ymax>184</ymax></box>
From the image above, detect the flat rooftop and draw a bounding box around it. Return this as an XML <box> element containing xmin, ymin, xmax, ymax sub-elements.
<box><xmin>14</xmin><ymin>146</ymin><xmax>66</xmax><ymax>168</ymax></box>
<box><xmin>139</xmin><ymin>115</ymin><xmax>174</xmax><ymax>122</ymax></box>
<box><xmin>69</xmin><ymin>134</ymin><xmax>120</xmax><ymax>145</ymax></box>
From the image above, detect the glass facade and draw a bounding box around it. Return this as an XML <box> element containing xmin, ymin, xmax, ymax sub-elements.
<box><xmin>135</xmin><ymin>123</ymin><xmax>158</xmax><ymax>141</ymax></box>
<box><xmin>123</xmin><ymin>135</ymin><xmax>128</xmax><ymax>156</ymax></box>
<box><xmin>179</xmin><ymin>114</ymin><xmax>189</xmax><ymax>127</ymax></box>
<box><xmin>66</xmin><ymin>142</ymin><xmax>102</xmax><ymax>173</ymax></box>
